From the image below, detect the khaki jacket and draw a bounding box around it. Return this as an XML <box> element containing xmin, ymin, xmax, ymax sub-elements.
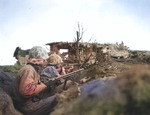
<box><xmin>13</xmin><ymin>65</ymin><xmax>46</xmax><ymax>102</ymax></box>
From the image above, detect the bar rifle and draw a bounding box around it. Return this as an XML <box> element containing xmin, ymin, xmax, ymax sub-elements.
<box><xmin>44</xmin><ymin>68</ymin><xmax>84</xmax><ymax>89</ymax></box>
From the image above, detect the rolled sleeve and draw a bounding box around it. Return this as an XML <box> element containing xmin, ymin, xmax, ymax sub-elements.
<box><xmin>19</xmin><ymin>70</ymin><xmax>46</xmax><ymax>98</ymax></box>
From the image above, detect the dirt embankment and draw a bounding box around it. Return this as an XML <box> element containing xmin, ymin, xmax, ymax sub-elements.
<box><xmin>51</xmin><ymin>63</ymin><xmax>150</xmax><ymax>115</ymax></box>
<box><xmin>0</xmin><ymin>57</ymin><xmax>149</xmax><ymax>115</ymax></box>
<box><xmin>0</xmin><ymin>70</ymin><xmax>22</xmax><ymax>115</ymax></box>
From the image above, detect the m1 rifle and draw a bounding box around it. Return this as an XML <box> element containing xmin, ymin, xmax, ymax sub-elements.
<box><xmin>56</xmin><ymin>68</ymin><xmax>84</xmax><ymax>80</ymax></box>
<box><xmin>57</xmin><ymin>68</ymin><xmax>84</xmax><ymax>89</ymax></box>
<box><xmin>43</xmin><ymin>68</ymin><xmax>84</xmax><ymax>89</ymax></box>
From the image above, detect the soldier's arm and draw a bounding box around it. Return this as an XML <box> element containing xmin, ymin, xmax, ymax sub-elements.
<box><xmin>19</xmin><ymin>70</ymin><xmax>46</xmax><ymax>98</ymax></box>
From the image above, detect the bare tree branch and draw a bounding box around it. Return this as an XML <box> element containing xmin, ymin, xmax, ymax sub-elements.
<box><xmin>73</xmin><ymin>22</ymin><xmax>86</xmax><ymax>63</ymax></box>
<box><xmin>68</xmin><ymin>44</ymin><xmax>76</xmax><ymax>50</ymax></box>
<box><xmin>80</xmin><ymin>30</ymin><xmax>83</xmax><ymax>40</ymax></box>
<box><xmin>78</xmin><ymin>22</ymin><xmax>80</xmax><ymax>35</ymax></box>
<box><xmin>74</xmin><ymin>37</ymin><xmax>77</xmax><ymax>42</ymax></box>
<box><xmin>76</xmin><ymin>31</ymin><xmax>80</xmax><ymax>42</ymax></box>
<box><xmin>88</xmin><ymin>34</ymin><xmax>94</xmax><ymax>43</ymax></box>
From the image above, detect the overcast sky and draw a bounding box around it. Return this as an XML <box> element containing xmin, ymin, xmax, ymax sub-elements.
<box><xmin>1</xmin><ymin>0</ymin><xmax>150</xmax><ymax>65</ymax></box>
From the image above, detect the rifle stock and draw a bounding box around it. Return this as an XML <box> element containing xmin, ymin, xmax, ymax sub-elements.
<box><xmin>42</xmin><ymin>68</ymin><xmax>84</xmax><ymax>85</ymax></box>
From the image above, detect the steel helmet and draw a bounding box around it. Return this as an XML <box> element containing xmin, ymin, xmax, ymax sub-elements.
<box><xmin>29</xmin><ymin>46</ymin><xmax>49</xmax><ymax>60</ymax></box>
<box><xmin>47</xmin><ymin>54</ymin><xmax>63</xmax><ymax>65</ymax></box>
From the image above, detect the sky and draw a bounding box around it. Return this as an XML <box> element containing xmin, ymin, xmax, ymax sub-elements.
<box><xmin>0</xmin><ymin>0</ymin><xmax>150</xmax><ymax>65</ymax></box>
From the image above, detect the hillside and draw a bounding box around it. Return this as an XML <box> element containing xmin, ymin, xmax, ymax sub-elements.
<box><xmin>50</xmin><ymin>57</ymin><xmax>150</xmax><ymax>115</ymax></box>
<box><xmin>0</xmin><ymin>46</ymin><xmax>150</xmax><ymax>115</ymax></box>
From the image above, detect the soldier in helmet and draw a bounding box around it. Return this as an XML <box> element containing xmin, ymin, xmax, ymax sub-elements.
<box><xmin>46</xmin><ymin>53</ymin><xmax>73</xmax><ymax>75</ymax></box>
<box><xmin>40</xmin><ymin>54</ymin><xmax>73</xmax><ymax>93</ymax></box>
<box><xmin>41</xmin><ymin>54</ymin><xmax>66</xmax><ymax>78</ymax></box>
<box><xmin>13</xmin><ymin>46</ymin><xmax>58</xmax><ymax>115</ymax></box>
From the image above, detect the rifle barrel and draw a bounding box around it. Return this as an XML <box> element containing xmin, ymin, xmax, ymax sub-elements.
<box><xmin>56</xmin><ymin>68</ymin><xmax>84</xmax><ymax>79</ymax></box>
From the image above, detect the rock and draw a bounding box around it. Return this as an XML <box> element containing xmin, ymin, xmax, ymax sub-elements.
<box><xmin>0</xmin><ymin>70</ymin><xmax>22</xmax><ymax>115</ymax></box>
<box><xmin>0</xmin><ymin>88</ymin><xmax>22</xmax><ymax>115</ymax></box>
<box><xmin>0</xmin><ymin>70</ymin><xmax>15</xmax><ymax>97</ymax></box>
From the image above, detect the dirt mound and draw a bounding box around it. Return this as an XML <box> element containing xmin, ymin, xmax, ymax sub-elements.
<box><xmin>51</xmin><ymin>64</ymin><xmax>150</xmax><ymax>115</ymax></box>
<box><xmin>0</xmin><ymin>70</ymin><xmax>22</xmax><ymax>115</ymax></box>
<box><xmin>0</xmin><ymin>88</ymin><xmax>22</xmax><ymax>115</ymax></box>
<box><xmin>0</xmin><ymin>56</ymin><xmax>149</xmax><ymax>115</ymax></box>
<box><xmin>0</xmin><ymin>70</ymin><xmax>16</xmax><ymax>97</ymax></box>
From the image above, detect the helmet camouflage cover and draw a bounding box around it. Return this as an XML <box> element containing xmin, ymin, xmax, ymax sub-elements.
<box><xmin>29</xmin><ymin>46</ymin><xmax>49</xmax><ymax>60</ymax></box>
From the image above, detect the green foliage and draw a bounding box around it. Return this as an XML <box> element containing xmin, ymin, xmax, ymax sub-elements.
<box><xmin>129</xmin><ymin>50</ymin><xmax>139</xmax><ymax>58</ymax></box>
<box><xmin>64</xmin><ymin>99</ymin><xmax>125</xmax><ymax>115</ymax></box>
<box><xmin>129</xmin><ymin>50</ymin><xmax>150</xmax><ymax>59</ymax></box>
<box><xmin>13</xmin><ymin>61</ymin><xmax>23</xmax><ymax>70</ymax></box>
<box><xmin>85</xmin><ymin>65</ymin><xmax>113</xmax><ymax>78</ymax></box>
<box><xmin>91</xmin><ymin>43</ymin><xmax>97</xmax><ymax>51</ymax></box>
<box><xmin>143</xmin><ymin>55</ymin><xmax>150</xmax><ymax>63</ymax></box>
<box><xmin>18</xmin><ymin>49</ymin><xmax>29</xmax><ymax>57</ymax></box>
<box><xmin>0</xmin><ymin>66</ymin><xmax>13</xmax><ymax>72</ymax></box>
<box><xmin>115</xmin><ymin>44</ymin><xmax>128</xmax><ymax>51</ymax></box>
<box><xmin>0</xmin><ymin>61</ymin><xmax>23</xmax><ymax>72</ymax></box>
<box><xmin>14</xmin><ymin>46</ymin><xmax>29</xmax><ymax>57</ymax></box>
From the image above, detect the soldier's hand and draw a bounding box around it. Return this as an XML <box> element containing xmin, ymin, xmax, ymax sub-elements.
<box><xmin>44</xmin><ymin>79</ymin><xmax>56</xmax><ymax>87</ymax></box>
